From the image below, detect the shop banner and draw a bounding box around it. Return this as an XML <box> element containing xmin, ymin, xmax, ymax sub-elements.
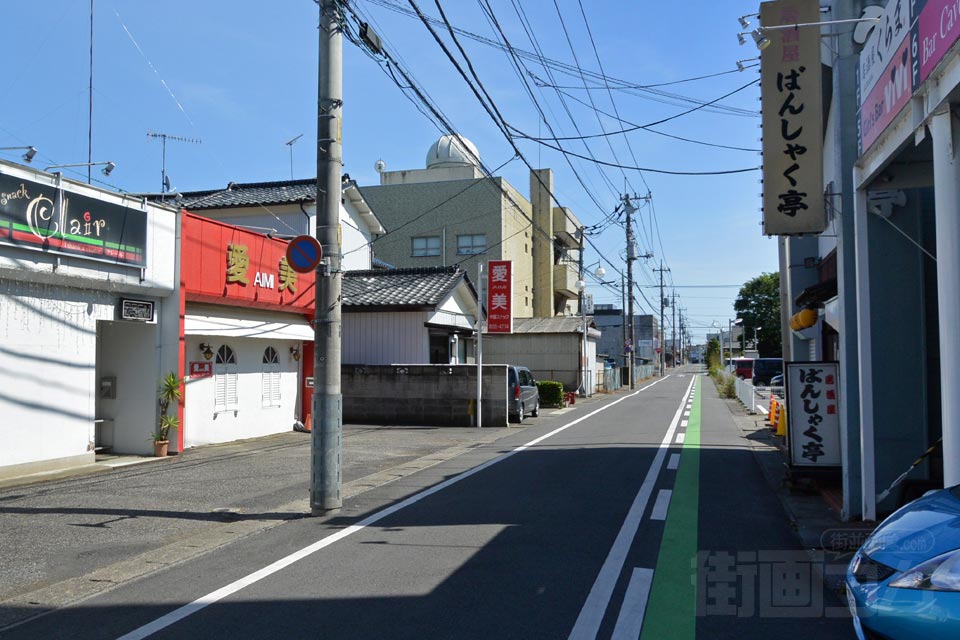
<box><xmin>486</xmin><ymin>260</ymin><xmax>512</xmax><ymax>333</ymax></box>
<box><xmin>786</xmin><ymin>361</ymin><xmax>841</xmax><ymax>467</ymax></box>
<box><xmin>761</xmin><ymin>0</ymin><xmax>825</xmax><ymax>235</ymax></box>
<box><xmin>914</xmin><ymin>0</ymin><xmax>960</xmax><ymax>85</ymax></box>
<box><xmin>0</xmin><ymin>171</ymin><xmax>147</xmax><ymax>266</ymax></box>
<box><xmin>859</xmin><ymin>34</ymin><xmax>914</xmax><ymax>153</ymax></box>
<box><xmin>858</xmin><ymin>0</ymin><xmax>911</xmax><ymax>108</ymax></box>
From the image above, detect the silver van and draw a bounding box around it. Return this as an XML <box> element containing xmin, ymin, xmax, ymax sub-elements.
<box><xmin>508</xmin><ymin>366</ymin><xmax>540</xmax><ymax>423</ymax></box>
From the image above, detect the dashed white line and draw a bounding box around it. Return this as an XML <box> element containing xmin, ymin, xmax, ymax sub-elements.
<box><xmin>680</xmin><ymin>419</ymin><xmax>688</xmax><ymax>428</ymax></box>
<box><xmin>667</xmin><ymin>454</ymin><xmax>680</xmax><ymax>470</ymax></box>
<box><xmin>675</xmin><ymin>433</ymin><xmax>685</xmax><ymax>444</ymax></box>
<box><xmin>650</xmin><ymin>489</ymin><xmax>672</xmax><ymax>521</ymax></box>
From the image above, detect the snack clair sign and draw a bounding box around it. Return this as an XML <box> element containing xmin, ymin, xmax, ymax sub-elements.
<box><xmin>761</xmin><ymin>0</ymin><xmax>825</xmax><ymax>236</ymax></box>
<box><xmin>0</xmin><ymin>170</ymin><xmax>147</xmax><ymax>266</ymax></box>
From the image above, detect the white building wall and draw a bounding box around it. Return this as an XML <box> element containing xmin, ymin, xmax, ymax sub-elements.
<box><xmin>183</xmin><ymin>336</ymin><xmax>301</xmax><ymax>448</ymax></box>
<box><xmin>0</xmin><ymin>281</ymin><xmax>116</xmax><ymax>471</ymax></box>
<box><xmin>342</xmin><ymin>311</ymin><xmax>429</xmax><ymax>365</ymax></box>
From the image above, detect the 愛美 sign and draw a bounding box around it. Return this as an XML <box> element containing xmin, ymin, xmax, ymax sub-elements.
<box><xmin>0</xmin><ymin>170</ymin><xmax>147</xmax><ymax>266</ymax></box>
<box><xmin>760</xmin><ymin>0</ymin><xmax>825</xmax><ymax>236</ymax></box>
<box><xmin>786</xmin><ymin>361</ymin><xmax>841</xmax><ymax>467</ymax></box>
<box><xmin>486</xmin><ymin>260</ymin><xmax>512</xmax><ymax>333</ymax></box>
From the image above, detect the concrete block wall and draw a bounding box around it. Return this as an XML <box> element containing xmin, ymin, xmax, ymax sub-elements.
<box><xmin>342</xmin><ymin>364</ymin><xmax>508</xmax><ymax>427</ymax></box>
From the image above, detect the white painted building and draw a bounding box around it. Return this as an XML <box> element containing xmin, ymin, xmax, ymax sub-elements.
<box><xmin>0</xmin><ymin>160</ymin><xmax>179</xmax><ymax>479</ymax></box>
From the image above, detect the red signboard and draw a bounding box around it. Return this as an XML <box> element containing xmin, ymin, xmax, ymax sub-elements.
<box><xmin>486</xmin><ymin>260</ymin><xmax>513</xmax><ymax>333</ymax></box>
<box><xmin>181</xmin><ymin>212</ymin><xmax>315</xmax><ymax>313</ymax></box>
<box><xmin>189</xmin><ymin>361</ymin><xmax>213</xmax><ymax>378</ymax></box>
<box><xmin>859</xmin><ymin>35</ymin><xmax>913</xmax><ymax>153</ymax></box>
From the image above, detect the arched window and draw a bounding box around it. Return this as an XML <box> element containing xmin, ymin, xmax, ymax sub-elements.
<box><xmin>214</xmin><ymin>345</ymin><xmax>238</xmax><ymax>411</ymax></box>
<box><xmin>262</xmin><ymin>346</ymin><xmax>281</xmax><ymax>408</ymax></box>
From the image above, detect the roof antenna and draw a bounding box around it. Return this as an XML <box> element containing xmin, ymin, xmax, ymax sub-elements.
<box><xmin>147</xmin><ymin>130</ymin><xmax>201</xmax><ymax>192</ymax></box>
<box><xmin>285</xmin><ymin>134</ymin><xmax>304</xmax><ymax>180</ymax></box>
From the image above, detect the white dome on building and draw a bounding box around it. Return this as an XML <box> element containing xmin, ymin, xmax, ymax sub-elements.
<box><xmin>425</xmin><ymin>134</ymin><xmax>480</xmax><ymax>169</ymax></box>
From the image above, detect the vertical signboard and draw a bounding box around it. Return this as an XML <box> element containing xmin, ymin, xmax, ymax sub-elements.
<box><xmin>486</xmin><ymin>260</ymin><xmax>513</xmax><ymax>333</ymax></box>
<box><xmin>786</xmin><ymin>361</ymin><xmax>841</xmax><ymax>467</ymax></box>
<box><xmin>761</xmin><ymin>0</ymin><xmax>825</xmax><ymax>235</ymax></box>
<box><xmin>914</xmin><ymin>0</ymin><xmax>960</xmax><ymax>85</ymax></box>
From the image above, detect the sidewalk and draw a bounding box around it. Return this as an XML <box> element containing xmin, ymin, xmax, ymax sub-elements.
<box><xmin>0</xmin><ymin>389</ymin><xmax>622</xmax><ymax>631</ymax></box>
<box><xmin>715</xmin><ymin>381</ymin><xmax>876</xmax><ymax>590</ymax></box>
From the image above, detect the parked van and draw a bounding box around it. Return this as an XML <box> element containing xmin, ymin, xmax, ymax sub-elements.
<box><xmin>508</xmin><ymin>366</ymin><xmax>540</xmax><ymax>423</ymax></box>
<box><xmin>752</xmin><ymin>358</ymin><xmax>784</xmax><ymax>386</ymax></box>
<box><xmin>733</xmin><ymin>358</ymin><xmax>754</xmax><ymax>379</ymax></box>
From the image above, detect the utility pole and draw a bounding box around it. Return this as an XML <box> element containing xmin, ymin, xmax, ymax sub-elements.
<box><xmin>623</xmin><ymin>195</ymin><xmax>637</xmax><ymax>389</ymax></box>
<box><xmin>671</xmin><ymin>291</ymin><xmax>677</xmax><ymax>369</ymax></box>
<box><xmin>311</xmin><ymin>0</ymin><xmax>343</xmax><ymax>515</ymax></box>
<box><xmin>653</xmin><ymin>261</ymin><xmax>670</xmax><ymax>376</ymax></box>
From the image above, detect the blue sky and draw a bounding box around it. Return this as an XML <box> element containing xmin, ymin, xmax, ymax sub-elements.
<box><xmin>3</xmin><ymin>0</ymin><xmax>775</xmax><ymax>341</ymax></box>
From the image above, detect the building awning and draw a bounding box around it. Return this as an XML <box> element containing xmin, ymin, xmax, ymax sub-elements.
<box><xmin>185</xmin><ymin>312</ymin><xmax>313</xmax><ymax>341</ymax></box>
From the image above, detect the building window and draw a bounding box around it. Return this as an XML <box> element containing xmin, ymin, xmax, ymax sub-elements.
<box><xmin>214</xmin><ymin>345</ymin><xmax>239</xmax><ymax>412</ymax></box>
<box><xmin>457</xmin><ymin>234</ymin><xmax>486</xmax><ymax>255</ymax></box>
<box><xmin>262</xmin><ymin>346</ymin><xmax>281</xmax><ymax>408</ymax></box>
<box><xmin>412</xmin><ymin>236</ymin><xmax>441</xmax><ymax>257</ymax></box>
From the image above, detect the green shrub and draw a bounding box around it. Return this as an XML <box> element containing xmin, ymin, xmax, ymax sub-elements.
<box><xmin>536</xmin><ymin>380</ymin><xmax>565</xmax><ymax>407</ymax></box>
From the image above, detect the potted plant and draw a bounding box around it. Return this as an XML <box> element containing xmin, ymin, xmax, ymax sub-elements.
<box><xmin>154</xmin><ymin>371</ymin><xmax>184</xmax><ymax>457</ymax></box>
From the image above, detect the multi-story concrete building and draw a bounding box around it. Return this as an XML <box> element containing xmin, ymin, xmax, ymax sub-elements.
<box><xmin>360</xmin><ymin>134</ymin><xmax>584</xmax><ymax>318</ymax></box>
<box><xmin>592</xmin><ymin>305</ymin><xmax>658</xmax><ymax>365</ymax></box>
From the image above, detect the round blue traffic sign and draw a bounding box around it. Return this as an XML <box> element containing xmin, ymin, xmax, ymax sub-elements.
<box><xmin>285</xmin><ymin>235</ymin><xmax>323</xmax><ymax>273</ymax></box>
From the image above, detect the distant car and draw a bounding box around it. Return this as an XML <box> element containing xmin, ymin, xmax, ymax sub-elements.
<box><xmin>847</xmin><ymin>486</ymin><xmax>960</xmax><ymax>639</ymax></box>
<box><xmin>733</xmin><ymin>358</ymin><xmax>754</xmax><ymax>379</ymax></box>
<box><xmin>769</xmin><ymin>373</ymin><xmax>784</xmax><ymax>386</ymax></box>
<box><xmin>508</xmin><ymin>366</ymin><xmax>540</xmax><ymax>423</ymax></box>
<box><xmin>752</xmin><ymin>358</ymin><xmax>784</xmax><ymax>386</ymax></box>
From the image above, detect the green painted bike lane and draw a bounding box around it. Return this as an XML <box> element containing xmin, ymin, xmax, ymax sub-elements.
<box><xmin>640</xmin><ymin>375</ymin><xmax>700</xmax><ymax>640</ymax></box>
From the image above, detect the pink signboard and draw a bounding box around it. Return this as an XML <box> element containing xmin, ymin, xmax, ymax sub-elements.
<box><xmin>916</xmin><ymin>0</ymin><xmax>960</xmax><ymax>84</ymax></box>
<box><xmin>860</xmin><ymin>36</ymin><xmax>913</xmax><ymax>153</ymax></box>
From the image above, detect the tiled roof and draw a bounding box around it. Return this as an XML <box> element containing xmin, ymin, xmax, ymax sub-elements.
<box><xmin>511</xmin><ymin>316</ymin><xmax>596</xmax><ymax>334</ymax></box>
<box><xmin>342</xmin><ymin>266</ymin><xmax>473</xmax><ymax>308</ymax></box>
<box><xmin>178</xmin><ymin>179</ymin><xmax>318</xmax><ymax>210</ymax></box>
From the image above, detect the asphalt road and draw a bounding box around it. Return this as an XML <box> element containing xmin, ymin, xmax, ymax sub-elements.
<box><xmin>1</xmin><ymin>371</ymin><xmax>856</xmax><ymax>639</ymax></box>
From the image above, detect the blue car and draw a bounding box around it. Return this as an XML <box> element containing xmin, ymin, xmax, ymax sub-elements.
<box><xmin>846</xmin><ymin>486</ymin><xmax>960</xmax><ymax>639</ymax></box>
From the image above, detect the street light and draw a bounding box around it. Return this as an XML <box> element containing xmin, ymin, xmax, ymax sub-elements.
<box><xmin>575</xmin><ymin>263</ymin><xmax>605</xmax><ymax>397</ymax></box>
<box><xmin>0</xmin><ymin>146</ymin><xmax>38</xmax><ymax>163</ymax></box>
<box><xmin>739</xmin><ymin>17</ymin><xmax>880</xmax><ymax>50</ymax></box>
<box><xmin>729</xmin><ymin>318</ymin><xmax>743</xmax><ymax>366</ymax></box>
<box><xmin>44</xmin><ymin>161</ymin><xmax>116</xmax><ymax>176</ymax></box>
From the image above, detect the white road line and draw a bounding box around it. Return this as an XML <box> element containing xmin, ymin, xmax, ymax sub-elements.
<box><xmin>649</xmin><ymin>489</ymin><xmax>672</xmax><ymax>521</ymax></box>
<box><xmin>611</xmin><ymin>568</ymin><xmax>655</xmax><ymax>640</ymax></box>
<box><xmin>667</xmin><ymin>453</ymin><xmax>680</xmax><ymax>470</ymax></box>
<box><xmin>568</xmin><ymin>376</ymin><xmax>696</xmax><ymax>640</ymax></box>
<box><xmin>115</xmin><ymin>378</ymin><xmax>675</xmax><ymax>640</ymax></box>
<box><xmin>680</xmin><ymin>419</ymin><xmax>688</xmax><ymax>428</ymax></box>
<box><xmin>683</xmin><ymin>410</ymin><xmax>690</xmax><ymax>417</ymax></box>
<box><xmin>675</xmin><ymin>433</ymin><xmax>685</xmax><ymax>444</ymax></box>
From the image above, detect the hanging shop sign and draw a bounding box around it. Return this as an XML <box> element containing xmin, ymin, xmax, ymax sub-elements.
<box><xmin>0</xmin><ymin>171</ymin><xmax>147</xmax><ymax>266</ymax></box>
<box><xmin>785</xmin><ymin>361</ymin><xmax>841</xmax><ymax>467</ymax></box>
<box><xmin>760</xmin><ymin>0</ymin><xmax>825</xmax><ymax>235</ymax></box>
<box><xmin>486</xmin><ymin>260</ymin><xmax>513</xmax><ymax>334</ymax></box>
<box><xmin>914</xmin><ymin>0</ymin><xmax>960</xmax><ymax>86</ymax></box>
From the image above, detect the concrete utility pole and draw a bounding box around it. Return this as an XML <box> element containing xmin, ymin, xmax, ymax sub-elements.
<box><xmin>311</xmin><ymin>0</ymin><xmax>343</xmax><ymax>515</ymax></box>
<box><xmin>623</xmin><ymin>195</ymin><xmax>637</xmax><ymax>389</ymax></box>
<box><xmin>654</xmin><ymin>262</ymin><xmax>670</xmax><ymax>376</ymax></box>
<box><xmin>671</xmin><ymin>292</ymin><xmax>677</xmax><ymax>368</ymax></box>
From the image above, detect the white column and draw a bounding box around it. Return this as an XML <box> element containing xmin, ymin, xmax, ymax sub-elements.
<box><xmin>853</xmin><ymin>186</ymin><xmax>877</xmax><ymax>521</ymax></box>
<box><xmin>931</xmin><ymin>109</ymin><xmax>960</xmax><ymax>487</ymax></box>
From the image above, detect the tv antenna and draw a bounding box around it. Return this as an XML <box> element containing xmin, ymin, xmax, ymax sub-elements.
<box><xmin>285</xmin><ymin>134</ymin><xmax>303</xmax><ymax>179</ymax></box>
<box><xmin>147</xmin><ymin>130</ymin><xmax>201</xmax><ymax>192</ymax></box>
